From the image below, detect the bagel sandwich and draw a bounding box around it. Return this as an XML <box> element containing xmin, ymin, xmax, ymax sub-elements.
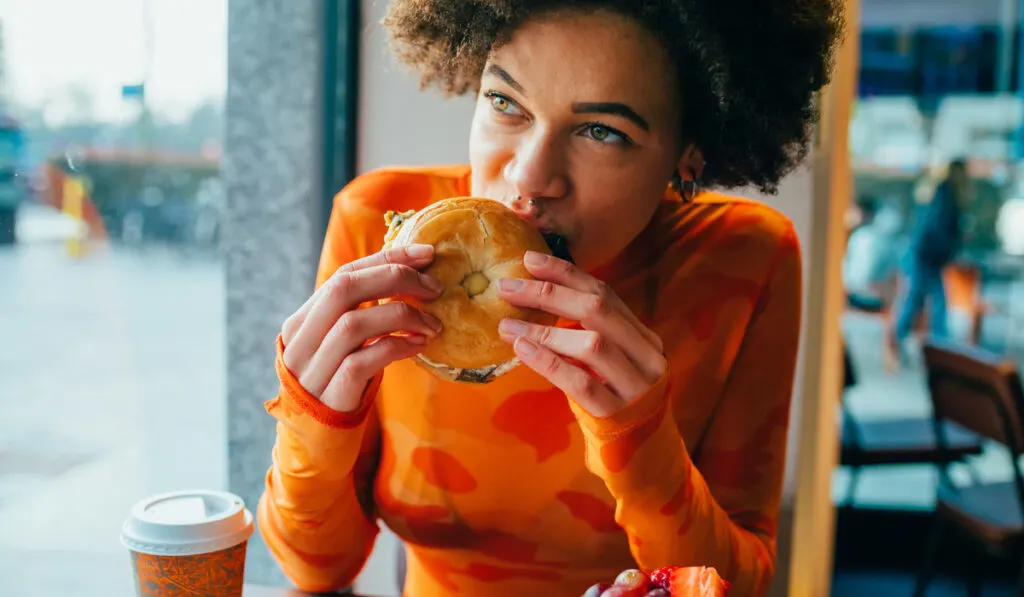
<box><xmin>382</xmin><ymin>197</ymin><xmax>559</xmax><ymax>383</ymax></box>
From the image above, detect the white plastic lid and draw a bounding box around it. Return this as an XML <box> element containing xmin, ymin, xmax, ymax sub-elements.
<box><xmin>120</xmin><ymin>489</ymin><xmax>254</xmax><ymax>557</ymax></box>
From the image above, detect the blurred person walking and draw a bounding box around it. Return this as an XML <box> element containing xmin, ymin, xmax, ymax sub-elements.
<box><xmin>890</xmin><ymin>159</ymin><xmax>970</xmax><ymax>360</ymax></box>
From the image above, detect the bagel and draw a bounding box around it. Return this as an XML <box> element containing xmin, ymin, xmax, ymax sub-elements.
<box><xmin>382</xmin><ymin>197</ymin><xmax>558</xmax><ymax>383</ymax></box>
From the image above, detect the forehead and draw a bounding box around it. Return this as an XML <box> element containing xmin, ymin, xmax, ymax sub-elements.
<box><xmin>487</xmin><ymin>9</ymin><xmax>677</xmax><ymax>115</ymax></box>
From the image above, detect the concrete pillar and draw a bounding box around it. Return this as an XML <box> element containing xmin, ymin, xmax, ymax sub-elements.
<box><xmin>222</xmin><ymin>0</ymin><xmax>358</xmax><ymax>585</ymax></box>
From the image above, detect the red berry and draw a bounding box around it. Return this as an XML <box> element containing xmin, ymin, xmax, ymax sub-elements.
<box><xmin>648</xmin><ymin>566</ymin><xmax>678</xmax><ymax>590</ymax></box>
<box><xmin>583</xmin><ymin>583</ymin><xmax>611</xmax><ymax>597</ymax></box>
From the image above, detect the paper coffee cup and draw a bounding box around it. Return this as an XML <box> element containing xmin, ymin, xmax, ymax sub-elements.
<box><xmin>121</xmin><ymin>489</ymin><xmax>254</xmax><ymax>597</ymax></box>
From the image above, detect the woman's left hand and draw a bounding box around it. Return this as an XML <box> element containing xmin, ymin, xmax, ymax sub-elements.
<box><xmin>497</xmin><ymin>250</ymin><xmax>668</xmax><ymax>417</ymax></box>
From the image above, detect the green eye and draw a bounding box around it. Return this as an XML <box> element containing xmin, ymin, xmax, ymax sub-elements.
<box><xmin>583</xmin><ymin>124</ymin><xmax>629</xmax><ymax>145</ymax></box>
<box><xmin>491</xmin><ymin>95</ymin><xmax>511</xmax><ymax>112</ymax></box>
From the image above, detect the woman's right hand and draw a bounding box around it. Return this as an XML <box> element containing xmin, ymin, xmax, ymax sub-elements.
<box><xmin>280</xmin><ymin>244</ymin><xmax>444</xmax><ymax>413</ymax></box>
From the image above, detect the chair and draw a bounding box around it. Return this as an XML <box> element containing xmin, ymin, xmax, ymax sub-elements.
<box><xmin>912</xmin><ymin>340</ymin><xmax>1024</xmax><ymax>596</ymax></box>
<box><xmin>838</xmin><ymin>341</ymin><xmax>983</xmax><ymax>507</ymax></box>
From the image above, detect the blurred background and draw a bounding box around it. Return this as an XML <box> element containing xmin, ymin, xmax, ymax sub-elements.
<box><xmin>0</xmin><ymin>0</ymin><xmax>1023</xmax><ymax>596</ymax></box>
<box><xmin>0</xmin><ymin>0</ymin><xmax>232</xmax><ymax>595</ymax></box>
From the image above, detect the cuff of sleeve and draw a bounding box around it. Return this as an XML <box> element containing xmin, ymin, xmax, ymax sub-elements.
<box><xmin>568</xmin><ymin>371</ymin><xmax>671</xmax><ymax>439</ymax></box>
<box><xmin>267</xmin><ymin>335</ymin><xmax>380</xmax><ymax>429</ymax></box>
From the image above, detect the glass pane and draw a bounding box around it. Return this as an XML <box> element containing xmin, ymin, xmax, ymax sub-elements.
<box><xmin>0</xmin><ymin>2</ymin><xmax>227</xmax><ymax>595</ymax></box>
<box><xmin>841</xmin><ymin>7</ymin><xmax>1024</xmax><ymax>514</ymax></box>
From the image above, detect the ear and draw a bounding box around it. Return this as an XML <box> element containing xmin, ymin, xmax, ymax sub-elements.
<box><xmin>676</xmin><ymin>143</ymin><xmax>705</xmax><ymax>182</ymax></box>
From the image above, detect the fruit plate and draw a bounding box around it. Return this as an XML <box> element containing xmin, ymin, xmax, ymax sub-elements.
<box><xmin>581</xmin><ymin>566</ymin><xmax>730</xmax><ymax>597</ymax></box>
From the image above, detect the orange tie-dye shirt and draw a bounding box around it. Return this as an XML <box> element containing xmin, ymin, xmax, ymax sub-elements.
<box><xmin>258</xmin><ymin>165</ymin><xmax>802</xmax><ymax>597</ymax></box>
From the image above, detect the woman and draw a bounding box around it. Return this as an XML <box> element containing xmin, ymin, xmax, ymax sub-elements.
<box><xmin>890</xmin><ymin>159</ymin><xmax>970</xmax><ymax>357</ymax></box>
<box><xmin>258</xmin><ymin>2</ymin><xmax>842</xmax><ymax>596</ymax></box>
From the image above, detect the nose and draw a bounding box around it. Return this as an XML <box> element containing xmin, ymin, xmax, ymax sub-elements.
<box><xmin>503</xmin><ymin>128</ymin><xmax>569</xmax><ymax>207</ymax></box>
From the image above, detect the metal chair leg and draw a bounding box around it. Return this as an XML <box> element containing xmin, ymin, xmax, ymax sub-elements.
<box><xmin>844</xmin><ymin>466</ymin><xmax>861</xmax><ymax>508</ymax></box>
<box><xmin>1016</xmin><ymin>553</ymin><xmax>1024</xmax><ymax>597</ymax></box>
<box><xmin>966</xmin><ymin>558</ymin><xmax>982</xmax><ymax>597</ymax></box>
<box><xmin>913</xmin><ymin>515</ymin><xmax>946</xmax><ymax>597</ymax></box>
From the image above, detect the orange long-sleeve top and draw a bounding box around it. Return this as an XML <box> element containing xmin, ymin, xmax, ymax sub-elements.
<box><xmin>258</xmin><ymin>165</ymin><xmax>802</xmax><ymax>597</ymax></box>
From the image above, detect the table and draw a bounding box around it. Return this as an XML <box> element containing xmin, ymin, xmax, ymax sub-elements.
<box><xmin>244</xmin><ymin>584</ymin><xmax>375</xmax><ymax>597</ymax></box>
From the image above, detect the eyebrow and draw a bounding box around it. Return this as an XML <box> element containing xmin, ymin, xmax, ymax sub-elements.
<box><xmin>484</xmin><ymin>63</ymin><xmax>650</xmax><ymax>132</ymax></box>
<box><xmin>571</xmin><ymin>102</ymin><xmax>650</xmax><ymax>132</ymax></box>
<box><xmin>485</xmin><ymin>64</ymin><xmax>525</xmax><ymax>94</ymax></box>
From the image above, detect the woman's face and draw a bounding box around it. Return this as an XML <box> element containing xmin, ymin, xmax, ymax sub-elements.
<box><xmin>469</xmin><ymin>8</ymin><xmax>693</xmax><ymax>272</ymax></box>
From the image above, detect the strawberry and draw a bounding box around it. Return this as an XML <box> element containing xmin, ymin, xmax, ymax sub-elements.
<box><xmin>649</xmin><ymin>566</ymin><xmax>679</xmax><ymax>590</ymax></box>
<box><xmin>667</xmin><ymin>566</ymin><xmax>730</xmax><ymax>596</ymax></box>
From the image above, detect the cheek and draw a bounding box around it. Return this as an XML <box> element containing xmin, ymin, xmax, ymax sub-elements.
<box><xmin>572</xmin><ymin>162</ymin><xmax>664</xmax><ymax>224</ymax></box>
<box><xmin>573</xmin><ymin>192</ymin><xmax>656</xmax><ymax>243</ymax></box>
<box><xmin>469</xmin><ymin>108</ymin><xmax>514</xmax><ymax>186</ymax></box>
<box><xmin>568</xmin><ymin>167</ymin><xmax>665</xmax><ymax>261</ymax></box>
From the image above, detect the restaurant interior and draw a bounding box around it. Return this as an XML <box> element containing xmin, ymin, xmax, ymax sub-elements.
<box><xmin>1</xmin><ymin>0</ymin><xmax>1023</xmax><ymax>596</ymax></box>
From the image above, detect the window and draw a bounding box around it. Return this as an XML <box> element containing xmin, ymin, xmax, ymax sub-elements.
<box><xmin>0</xmin><ymin>2</ymin><xmax>228</xmax><ymax>594</ymax></box>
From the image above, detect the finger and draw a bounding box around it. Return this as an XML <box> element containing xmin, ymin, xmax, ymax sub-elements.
<box><xmin>284</xmin><ymin>263</ymin><xmax>442</xmax><ymax>373</ymax></box>
<box><xmin>300</xmin><ymin>302</ymin><xmax>442</xmax><ymax>396</ymax></box>
<box><xmin>522</xmin><ymin>250</ymin><xmax>664</xmax><ymax>352</ymax></box>
<box><xmin>283</xmin><ymin>245</ymin><xmax>435</xmax><ymax>344</ymax></box>
<box><xmin>337</xmin><ymin>243</ymin><xmax>435</xmax><ymax>275</ymax></box>
<box><xmin>512</xmin><ymin>336</ymin><xmax>623</xmax><ymax>417</ymax></box>
<box><xmin>497</xmin><ymin>277</ymin><xmax>663</xmax><ymax>374</ymax></box>
<box><xmin>499</xmin><ymin>319</ymin><xmax>650</xmax><ymax>399</ymax></box>
<box><xmin>281</xmin><ymin>291</ymin><xmax>319</xmax><ymax>346</ymax></box>
<box><xmin>320</xmin><ymin>334</ymin><xmax>426</xmax><ymax>412</ymax></box>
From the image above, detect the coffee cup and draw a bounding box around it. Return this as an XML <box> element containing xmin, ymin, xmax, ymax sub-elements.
<box><xmin>121</xmin><ymin>489</ymin><xmax>254</xmax><ymax>597</ymax></box>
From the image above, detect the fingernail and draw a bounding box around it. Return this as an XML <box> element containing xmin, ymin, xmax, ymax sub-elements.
<box><xmin>524</xmin><ymin>251</ymin><xmax>548</xmax><ymax>267</ymax></box>
<box><xmin>499</xmin><ymin>318</ymin><xmax>527</xmax><ymax>336</ymax></box>
<box><xmin>406</xmin><ymin>244</ymin><xmax>433</xmax><ymax>259</ymax></box>
<box><xmin>498</xmin><ymin>278</ymin><xmax>524</xmax><ymax>292</ymax></box>
<box><xmin>423</xmin><ymin>312</ymin><xmax>443</xmax><ymax>333</ymax></box>
<box><xmin>406</xmin><ymin>334</ymin><xmax>427</xmax><ymax>344</ymax></box>
<box><xmin>515</xmin><ymin>337</ymin><xmax>538</xmax><ymax>356</ymax></box>
<box><xmin>422</xmin><ymin>274</ymin><xmax>444</xmax><ymax>294</ymax></box>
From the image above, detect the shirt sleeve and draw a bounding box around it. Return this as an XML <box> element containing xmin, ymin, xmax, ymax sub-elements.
<box><xmin>256</xmin><ymin>182</ymin><xmax>389</xmax><ymax>592</ymax></box>
<box><xmin>567</xmin><ymin>225</ymin><xmax>802</xmax><ymax>597</ymax></box>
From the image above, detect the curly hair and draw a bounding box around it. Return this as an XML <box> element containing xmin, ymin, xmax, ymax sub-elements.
<box><xmin>383</xmin><ymin>0</ymin><xmax>845</xmax><ymax>194</ymax></box>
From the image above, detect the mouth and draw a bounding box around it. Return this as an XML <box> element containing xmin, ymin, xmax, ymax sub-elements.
<box><xmin>541</xmin><ymin>230</ymin><xmax>574</xmax><ymax>264</ymax></box>
<box><xmin>495</xmin><ymin>195</ymin><xmax>574</xmax><ymax>264</ymax></box>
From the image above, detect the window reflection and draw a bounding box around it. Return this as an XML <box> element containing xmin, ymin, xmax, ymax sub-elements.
<box><xmin>837</xmin><ymin>10</ymin><xmax>1024</xmax><ymax>590</ymax></box>
<box><xmin>0</xmin><ymin>2</ymin><xmax>226</xmax><ymax>595</ymax></box>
